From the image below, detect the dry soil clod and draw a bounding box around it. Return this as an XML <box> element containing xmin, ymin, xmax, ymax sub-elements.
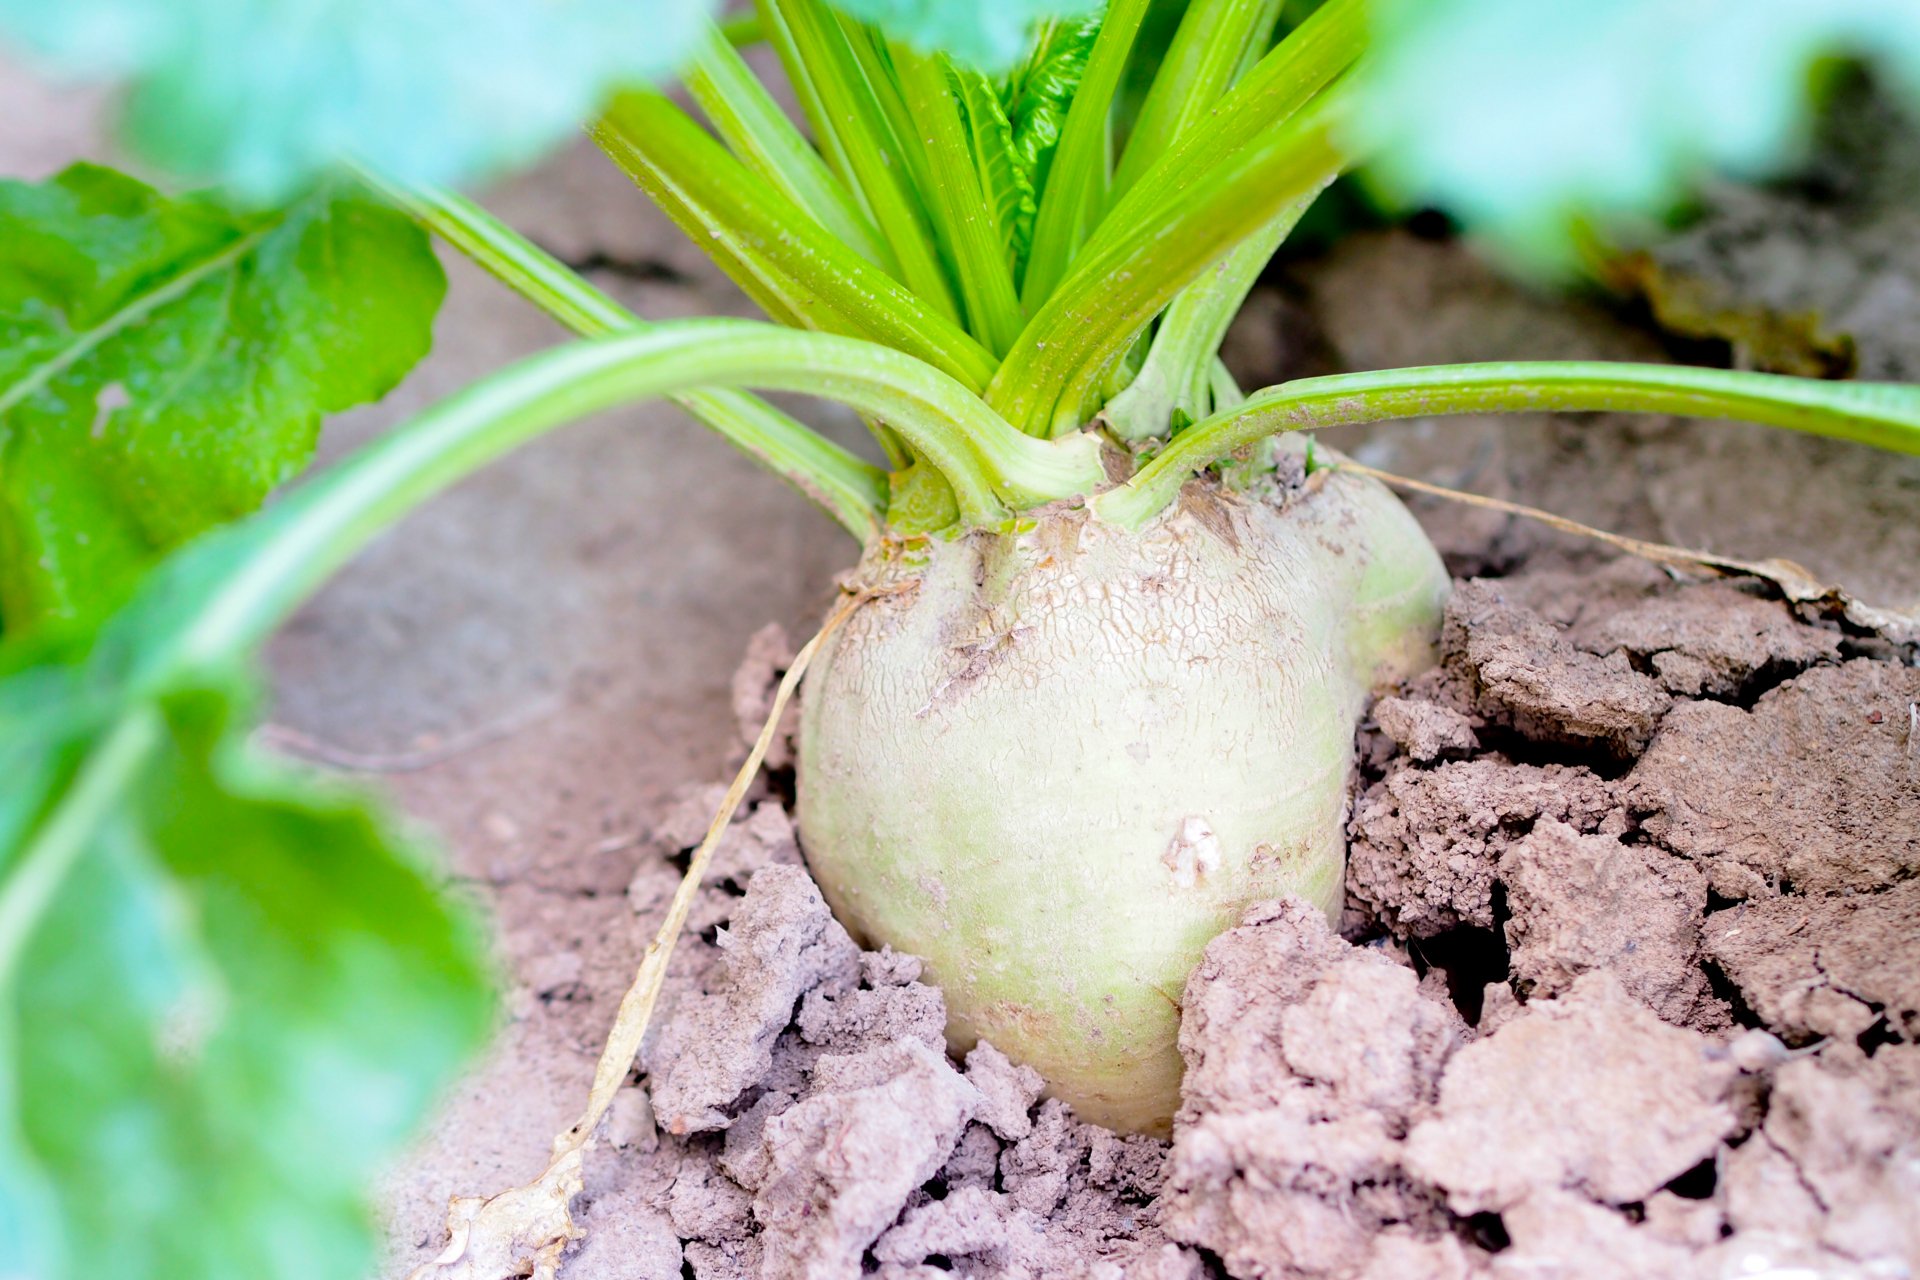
<box><xmin>446</xmin><ymin>561</ymin><xmax>1919</xmax><ymax>1280</ymax></box>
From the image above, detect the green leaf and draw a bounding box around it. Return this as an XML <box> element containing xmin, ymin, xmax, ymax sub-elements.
<box><xmin>1358</xmin><ymin>0</ymin><xmax>1920</xmax><ymax>260</ymax></box>
<box><xmin>1019</xmin><ymin>0</ymin><xmax>1153</xmax><ymax>309</ymax></box>
<box><xmin>0</xmin><ymin>0</ymin><xmax>715</xmax><ymax>195</ymax></box>
<box><xmin>1112</xmin><ymin>0</ymin><xmax>1200</xmax><ymax>148</ymax></box>
<box><xmin>1111</xmin><ymin>0</ymin><xmax>1284</xmax><ymax>198</ymax></box>
<box><xmin>993</xmin><ymin>4</ymin><xmax>1364</xmax><ymax>436</ymax></box>
<box><xmin>0</xmin><ymin>576</ymin><xmax>493</xmax><ymax>1280</ymax></box>
<box><xmin>1099</xmin><ymin>359</ymin><xmax>1920</xmax><ymax>527</ymax></box>
<box><xmin>592</xmin><ymin>93</ymin><xmax>999</xmax><ymax>395</ymax></box>
<box><xmin>758</xmin><ymin>0</ymin><xmax>964</xmax><ymax>324</ymax></box>
<box><xmin>825</xmin><ymin>0</ymin><xmax>1098</xmax><ymax>69</ymax></box>
<box><xmin>886</xmin><ymin>47</ymin><xmax>1026</xmax><ymax>354</ymax></box>
<box><xmin>684</xmin><ymin>25</ymin><xmax>895</xmax><ymax>274</ymax></box>
<box><xmin>0</xmin><ymin>164</ymin><xmax>443</xmax><ymax>635</ymax></box>
<box><xmin>1100</xmin><ymin>198</ymin><xmax>1312</xmax><ymax>442</ymax></box>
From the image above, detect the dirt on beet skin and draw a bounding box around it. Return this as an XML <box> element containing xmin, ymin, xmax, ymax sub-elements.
<box><xmin>542</xmin><ymin>551</ymin><xmax>1919</xmax><ymax>1280</ymax></box>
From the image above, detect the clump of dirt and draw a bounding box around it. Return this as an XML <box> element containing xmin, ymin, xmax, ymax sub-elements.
<box><xmin>1442</xmin><ymin>578</ymin><xmax>1673</xmax><ymax>755</ymax></box>
<box><xmin>1705</xmin><ymin>880</ymin><xmax>1920</xmax><ymax>1046</ymax></box>
<box><xmin>1500</xmin><ymin>821</ymin><xmax>1726</xmax><ymax>1030</ymax></box>
<box><xmin>1369</xmin><ymin>695</ymin><xmax>1479</xmax><ymax>763</ymax></box>
<box><xmin>643</xmin><ymin>864</ymin><xmax>862</xmax><ymax>1136</ymax></box>
<box><xmin>607</xmin><ymin>794</ymin><xmax>1184</xmax><ymax>1279</ymax></box>
<box><xmin>1720</xmin><ymin>1046</ymin><xmax>1920</xmax><ymax>1266</ymax></box>
<box><xmin>1160</xmin><ymin>898</ymin><xmax>1461</xmax><ymax>1279</ymax></box>
<box><xmin>550</xmin><ymin>562</ymin><xmax>1917</xmax><ymax>1280</ymax></box>
<box><xmin>1347</xmin><ymin>759</ymin><xmax>1617</xmax><ymax>937</ymax></box>
<box><xmin>1624</xmin><ymin>659</ymin><xmax>1920</xmax><ymax>898</ymax></box>
<box><xmin>1571</xmin><ymin>580</ymin><xmax>1843</xmax><ymax>698</ymax></box>
<box><xmin>1401</xmin><ymin>971</ymin><xmax>1740</xmax><ymax>1211</ymax></box>
<box><xmin>1323</xmin><ymin>566</ymin><xmax>1917</xmax><ymax>1280</ymax></box>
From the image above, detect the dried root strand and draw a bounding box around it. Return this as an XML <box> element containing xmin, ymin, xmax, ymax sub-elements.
<box><xmin>1338</xmin><ymin>459</ymin><xmax>1920</xmax><ymax>646</ymax></box>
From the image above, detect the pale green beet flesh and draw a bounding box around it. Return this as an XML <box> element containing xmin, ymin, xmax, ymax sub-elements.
<box><xmin>796</xmin><ymin>467</ymin><xmax>1448</xmax><ymax>1134</ymax></box>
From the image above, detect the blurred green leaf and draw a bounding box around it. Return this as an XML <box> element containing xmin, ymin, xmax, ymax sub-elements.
<box><xmin>0</xmin><ymin>0</ymin><xmax>714</xmax><ymax>195</ymax></box>
<box><xmin>827</xmin><ymin>0</ymin><xmax>1099</xmax><ymax>70</ymax></box>
<box><xmin>0</xmin><ymin>534</ymin><xmax>494</xmax><ymax>1280</ymax></box>
<box><xmin>1359</xmin><ymin>0</ymin><xmax>1920</xmax><ymax>260</ymax></box>
<box><xmin>0</xmin><ymin>164</ymin><xmax>443</xmax><ymax>635</ymax></box>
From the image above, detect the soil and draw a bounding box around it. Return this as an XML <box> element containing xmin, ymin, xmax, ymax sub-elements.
<box><xmin>490</xmin><ymin>559</ymin><xmax>1916</xmax><ymax>1280</ymax></box>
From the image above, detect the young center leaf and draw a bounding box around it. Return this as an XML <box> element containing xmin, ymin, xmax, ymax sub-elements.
<box><xmin>1001</xmin><ymin>14</ymin><xmax>1101</xmax><ymax>218</ymax></box>
<box><xmin>946</xmin><ymin>65</ymin><xmax>1034</xmax><ymax>284</ymax></box>
<box><xmin>1359</xmin><ymin>0</ymin><xmax>1920</xmax><ymax>258</ymax></box>
<box><xmin>0</xmin><ymin>164</ymin><xmax>443</xmax><ymax>635</ymax></box>
<box><xmin>0</xmin><ymin>0</ymin><xmax>715</xmax><ymax>195</ymax></box>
